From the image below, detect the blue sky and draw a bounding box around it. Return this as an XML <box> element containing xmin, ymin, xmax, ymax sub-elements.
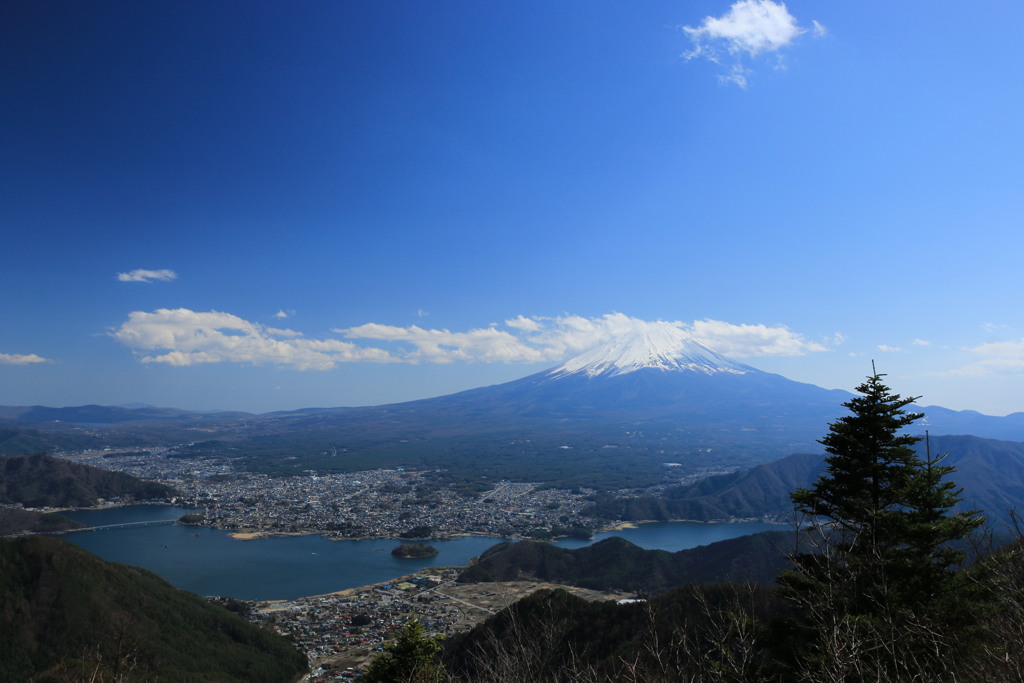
<box><xmin>3</xmin><ymin>1</ymin><xmax>1023</xmax><ymax>415</ymax></box>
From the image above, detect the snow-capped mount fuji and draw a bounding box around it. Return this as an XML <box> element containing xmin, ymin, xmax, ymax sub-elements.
<box><xmin>502</xmin><ymin>327</ymin><xmax>842</xmax><ymax>419</ymax></box>
<box><xmin>238</xmin><ymin>328</ymin><xmax>860</xmax><ymax>485</ymax></box>
<box><xmin>550</xmin><ymin>323</ymin><xmax>753</xmax><ymax>378</ymax></box>
<box><xmin>16</xmin><ymin>327</ymin><xmax>1024</xmax><ymax>490</ymax></box>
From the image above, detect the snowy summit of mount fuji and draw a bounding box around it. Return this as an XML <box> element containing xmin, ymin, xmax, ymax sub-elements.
<box><xmin>549</xmin><ymin>323</ymin><xmax>754</xmax><ymax>378</ymax></box>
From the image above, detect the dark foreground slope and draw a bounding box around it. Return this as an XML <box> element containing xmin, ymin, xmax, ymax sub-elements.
<box><xmin>0</xmin><ymin>535</ymin><xmax>307</xmax><ymax>682</ymax></box>
<box><xmin>0</xmin><ymin>453</ymin><xmax>177</xmax><ymax>508</ymax></box>
<box><xmin>458</xmin><ymin>532</ymin><xmax>791</xmax><ymax>595</ymax></box>
<box><xmin>446</xmin><ymin>541</ymin><xmax>1024</xmax><ymax>682</ymax></box>
<box><xmin>444</xmin><ymin>584</ymin><xmax>787</xmax><ymax>681</ymax></box>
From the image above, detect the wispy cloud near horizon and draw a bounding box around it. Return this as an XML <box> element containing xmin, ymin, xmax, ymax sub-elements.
<box><xmin>0</xmin><ymin>352</ymin><xmax>51</xmax><ymax>365</ymax></box>
<box><xmin>943</xmin><ymin>338</ymin><xmax>1024</xmax><ymax>377</ymax></box>
<box><xmin>111</xmin><ymin>309</ymin><xmax>834</xmax><ymax>370</ymax></box>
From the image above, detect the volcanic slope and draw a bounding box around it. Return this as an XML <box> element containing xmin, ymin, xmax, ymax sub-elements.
<box><xmin>227</xmin><ymin>325</ymin><xmax>853</xmax><ymax>484</ymax></box>
<box><xmin>10</xmin><ymin>324</ymin><xmax>1024</xmax><ymax>488</ymax></box>
<box><xmin>173</xmin><ymin>325</ymin><xmax>1024</xmax><ymax>487</ymax></box>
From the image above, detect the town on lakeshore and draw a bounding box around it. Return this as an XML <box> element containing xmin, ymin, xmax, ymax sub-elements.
<box><xmin>43</xmin><ymin>447</ymin><xmax>684</xmax><ymax>680</ymax></box>
<box><xmin>56</xmin><ymin>447</ymin><xmax>736</xmax><ymax>541</ymax></box>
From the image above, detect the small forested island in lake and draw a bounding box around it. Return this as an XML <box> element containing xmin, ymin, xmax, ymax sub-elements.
<box><xmin>391</xmin><ymin>543</ymin><xmax>439</xmax><ymax>558</ymax></box>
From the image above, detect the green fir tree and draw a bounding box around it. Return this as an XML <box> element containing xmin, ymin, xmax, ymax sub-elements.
<box><xmin>779</xmin><ymin>366</ymin><xmax>984</xmax><ymax>680</ymax></box>
<box><xmin>362</xmin><ymin>619</ymin><xmax>446</xmax><ymax>683</ymax></box>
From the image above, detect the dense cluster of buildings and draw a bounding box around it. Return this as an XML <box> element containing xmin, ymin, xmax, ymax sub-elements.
<box><xmin>248</xmin><ymin>568</ymin><xmax>635</xmax><ymax>681</ymax></box>
<box><xmin>253</xmin><ymin>568</ymin><xmax>467</xmax><ymax>679</ymax></box>
<box><xmin>61</xmin><ymin>449</ymin><xmax>602</xmax><ymax>539</ymax></box>
<box><xmin>191</xmin><ymin>475</ymin><xmax>596</xmax><ymax>539</ymax></box>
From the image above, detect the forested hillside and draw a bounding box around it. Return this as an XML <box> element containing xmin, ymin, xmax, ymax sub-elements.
<box><xmin>0</xmin><ymin>508</ymin><xmax>83</xmax><ymax>536</ymax></box>
<box><xmin>0</xmin><ymin>535</ymin><xmax>308</xmax><ymax>682</ymax></box>
<box><xmin>459</xmin><ymin>533</ymin><xmax>791</xmax><ymax>595</ymax></box>
<box><xmin>0</xmin><ymin>453</ymin><xmax>176</xmax><ymax>508</ymax></box>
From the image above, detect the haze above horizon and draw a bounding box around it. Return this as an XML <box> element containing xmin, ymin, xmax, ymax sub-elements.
<box><xmin>3</xmin><ymin>1</ymin><xmax>1022</xmax><ymax>416</ymax></box>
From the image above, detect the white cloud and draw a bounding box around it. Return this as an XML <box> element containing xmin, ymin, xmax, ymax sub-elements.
<box><xmin>685</xmin><ymin>0</ymin><xmax>804</xmax><ymax>57</ymax></box>
<box><xmin>912</xmin><ymin>338</ymin><xmax>931</xmax><ymax>347</ymax></box>
<box><xmin>266</xmin><ymin>326</ymin><xmax>303</xmax><ymax>338</ymax></box>
<box><xmin>721</xmin><ymin>64</ymin><xmax>752</xmax><ymax>88</ymax></box>
<box><xmin>0</xmin><ymin>352</ymin><xmax>51</xmax><ymax>365</ymax></box>
<box><xmin>972</xmin><ymin>339</ymin><xmax>1024</xmax><ymax>358</ymax></box>
<box><xmin>944</xmin><ymin>359</ymin><xmax>1024</xmax><ymax>378</ymax></box>
<box><xmin>505</xmin><ymin>315</ymin><xmax>544</xmax><ymax>334</ymax></box>
<box><xmin>683</xmin><ymin>0</ymin><xmax>822</xmax><ymax>87</ymax></box>
<box><xmin>117</xmin><ymin>269</ymin><xmax>178</xmax><ymax>283</ymax></box>
<box><xmin>113</xmin><ymin>310</ymin><xmax>830</xmax><ymax>370</ymax></box>
<box><xmin>112</xmin><ymin>308</ymin><xmax>396</xmax><ymax>369</ymax></box>
<box><xmin>942</xmin><ymin>338</ymin><xmax>1024</xmax><ymax>377</ymax></box>
<box><xmin>689</xmin><ymin>319</ymin><xmax>826</xmax><ymax>356</ymax></box>
<box><xmin>340</xmin><ymin>323</ymin><xmax>551</xmax><ymax>364</ymax></box>
<box><xmin>982</xmin><ymin>322</ymin><xmax>1011</xmax><ymax>335</ymax></box>
<box><xmin>877</xmin><ymin>345</ymin><xmax>907</xmax><ymax>353</ymax></box>
<box><xmin>274</xmin><ymin>310</ymin><xmax>289</xmax><ymax>319</ymax></box>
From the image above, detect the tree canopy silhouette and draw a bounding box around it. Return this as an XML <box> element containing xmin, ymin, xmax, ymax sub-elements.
<box><xmin>780</xmin><ymin>365</ymin><xmax>985</xmax><ymax>680</ymax></box>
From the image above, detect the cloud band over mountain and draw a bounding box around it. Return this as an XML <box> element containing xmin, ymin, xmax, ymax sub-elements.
<box><xmin>111</xmin><ymin>309</ymin><xmax>831</xmax><ymax>370</ymax></box>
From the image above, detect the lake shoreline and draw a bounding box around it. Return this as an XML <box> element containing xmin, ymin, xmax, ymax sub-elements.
<box><xmin>56</xmin><ymin>505</ymin><xmax>786</xmax><ymax>601</ymax></box>
<box><xmin>223</xmin><ymin>517</ymin><xmax>770</xmax><ymax>542</ymax></box>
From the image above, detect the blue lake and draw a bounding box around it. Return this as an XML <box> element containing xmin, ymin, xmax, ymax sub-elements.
<box><xmin>58</xmin><ymin>505</ymin><xmax>783</xmax><ymax>600</ymax></box>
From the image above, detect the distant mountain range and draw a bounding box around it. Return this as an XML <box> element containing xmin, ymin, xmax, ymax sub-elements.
<box><xmin>3</xmin><ymin>324</ymin><xmax>1024</xmax><ymax>489</ymax></box>
<box><xmin>585</xmin><ymin>434</ymin><xmax>1024</xmax><ymax>530</ymax></box>
<box><xmin>0</xmin><ymin>403</ymin><xmax>251</xmax><ymax>425</ymax></box>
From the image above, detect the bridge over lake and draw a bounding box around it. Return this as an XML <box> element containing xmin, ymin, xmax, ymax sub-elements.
<box><xmin>75</xmin><ymin>519</ymin><xmax>177</xmax><ymax>531</ymax></box>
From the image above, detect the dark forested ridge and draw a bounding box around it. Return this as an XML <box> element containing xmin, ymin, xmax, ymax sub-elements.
<box><xmin>0</xmin><ymin>535</ymin><xmax>307</xmax><ymax>682</ymax></box>
<box><xmin>0</xmin><ymin>507</ymin><xmax>83</xmax><ymax>536</ymax></box>
<box><xmin>0</xmin><ymin>453</ymin><xmax>177</xmax><ymax>508</ymax></box>
<box><xmin>458</xmin><ymin>532</ymin><xmax>792</xmax><ymax>595</ymax></box>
